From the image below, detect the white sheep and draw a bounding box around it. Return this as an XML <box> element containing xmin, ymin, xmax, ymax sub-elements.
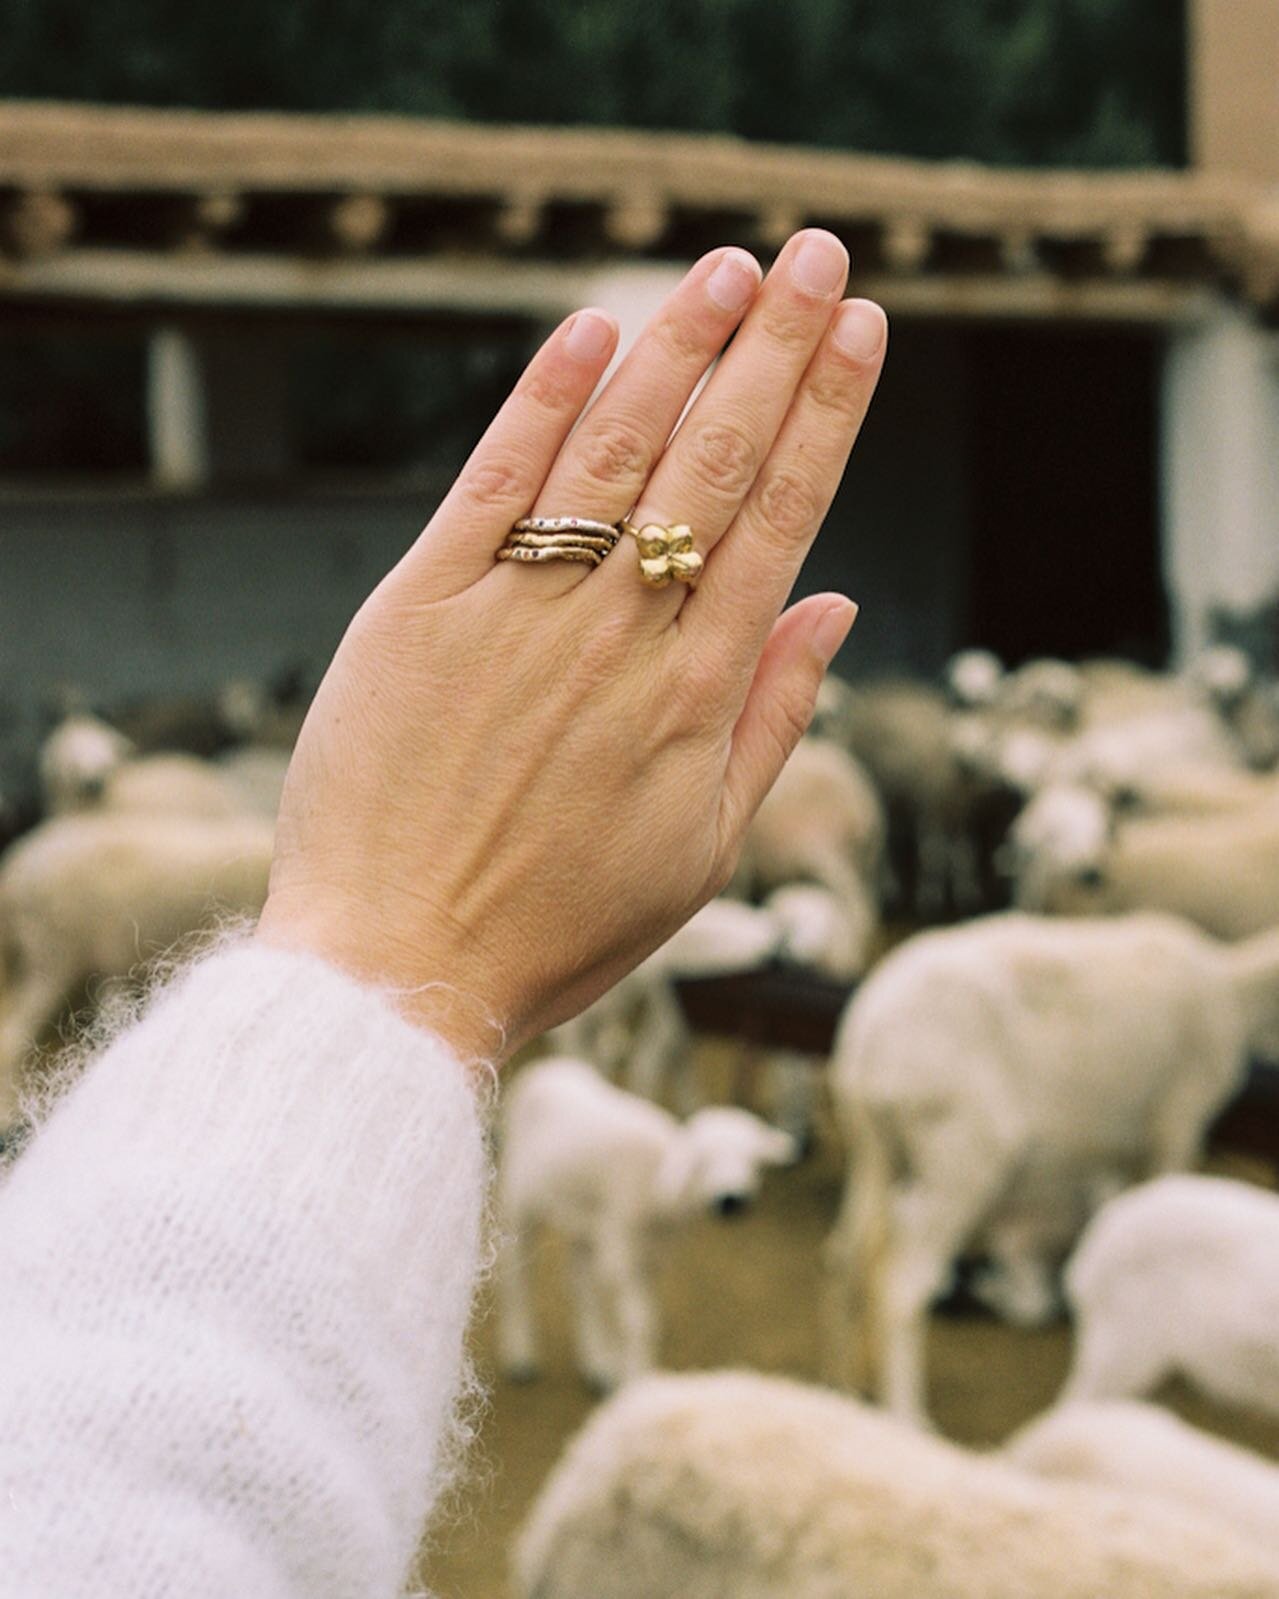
<box><xmin>838</xmin><ymin>682</ymin><xmax>986</xmax><ymax>916</ymax></box>
<box><xmin>496</xmin><ymin>1059</ymin><xmax>796</xmax><ymax>1391</ymax></box>
<box><xmin>1005</xmin><ymin>1399</ymin><xmax>1279</xmax><ymax>1562</ymax></box>
<box><xmin>38</xmin><ymin>713</ymin><xmax>132</xmax><ymax>812</ymax></box>
<box><xmin>39</xmin><ymin>714</ymin><xmax>261</xmax><ymax>821</ymax></box>
<box><xmin>514</xmin><ymin>1370</ymin><xmax>1279</xmax><ymax>1599</ymax></box>
<box><xmin>737</xmin><ymin>735</ymin><xmax>885</xmax><ymax>912</ymax></box>
<box><xmin>944</xmin><ymin>648</ymin><xmax>1005</xmax><ymax>709</ymax></box>
<box><xmin>1009</xmin><ymin>784</ymin><xmax>1279</xmax><ymax>939</ymax></box>
<box><xmin>215</xmin><ymin>744</ymin><xmax>292</xmax><ymax>819</ymax></box>
<box><xmin>1062</xmin><ymin>1174</ymin><xmax>1279</xmax><ymax>1419</ymax></box>
<box><xmin>547</xmin><ymin>896</ymin><xmax>784</xmax><ymax>1104</ymax></box>
<box><xmin>824</xmin><ymin>913</ymin><xmax>1279</xmax><ymax>1424</ymax></box>
<box><xmin>0</xmin><ymin>810</ymin><xmax>275</xmax><ymax>1125</ymax></box>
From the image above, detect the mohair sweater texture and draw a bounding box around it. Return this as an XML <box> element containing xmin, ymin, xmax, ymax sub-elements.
<box><xmin>0</xmin><ymin>943</ymin><xmax>487</xmax><ymax>1598</ymax></box>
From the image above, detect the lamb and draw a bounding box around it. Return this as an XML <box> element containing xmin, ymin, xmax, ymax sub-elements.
<box><xmin>37</xmin><ymin>713</ymin><xmax>132</xmax><ymax>812</ymax></box>
<box><xmin>824</xmin><ymin>913</ymin><xmax>1279</xmax><ymax>1423</ymax></box>
<box><xmin>496</xmin><ymin>1059</ymin><xmax>796</xmax><ymax>1391</ymax></box>
<box><xmin>514</xmin><ymin>1369</ymin><xmax>1279</xmax><ymax>1599</ymax></box>
<box><xmin>0</xmin><ymin>810</ymin><xmax>275</xmax><ymax>1126</ymax></box>
<box><xmin>1005</xmin><ymin>1399</ymin><xmax>1279</xmax><ymax>1562</ymax></box>
<box><xmin>1061</xmin><ymin>1174</ymin><xmax>1279</xmax><ymax>1419</ymax></box>
<box><xmin>1008</xmin><ymin>784</ymin><xmax>1279</xmax><ymax>939</ymax></box>
<box><xmin>39</xmin><ymin>714</ymin><xmax>251</xmax><ymax>821</ymax></box>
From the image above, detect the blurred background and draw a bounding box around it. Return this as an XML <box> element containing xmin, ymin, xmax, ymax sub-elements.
<box><xmin>2</xmin><ymin>0</ymin><xmax>1275</xmax><ymax>792</ymax></box>
<box><xmin>3</xmin><ymin>5</ymin><xmax>1279</xmax><ymax>1596</ymax></box>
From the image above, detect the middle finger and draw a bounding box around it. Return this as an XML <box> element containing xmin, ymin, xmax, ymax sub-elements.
<box><xmin>595</xmin><ymin>229</ymin><xmax>849</xmax><ymax>617</ymax></box>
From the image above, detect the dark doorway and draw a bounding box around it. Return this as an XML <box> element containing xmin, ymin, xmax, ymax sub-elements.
<box><xmin>967</xmin><ymin>326</ymin><xmax>1168</xmax><ymax>666</ymax></box>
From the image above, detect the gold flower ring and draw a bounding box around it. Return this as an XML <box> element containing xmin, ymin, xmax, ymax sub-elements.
<box><xmin>495</xmin><ymin>514</ymin><xmax>702</xmax><ymax>588</ymax></box>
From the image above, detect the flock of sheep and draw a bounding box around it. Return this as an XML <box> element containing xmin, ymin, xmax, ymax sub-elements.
<box><xmin>1</xmin><ymin>645</ymin><xmax>1278</xmax><ymax>1596</ymax></box>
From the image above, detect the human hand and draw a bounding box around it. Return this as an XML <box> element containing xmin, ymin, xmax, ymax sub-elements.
<box><xmin>257</xmin><ymin>231</ymin><xmax>886</xmax><ymax>1063</ymax></box>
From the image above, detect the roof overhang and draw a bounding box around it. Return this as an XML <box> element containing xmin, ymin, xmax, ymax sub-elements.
<box><xmin>2</xmin><ymin>100</ymin><xmax>1276</xmax><ymax>327</ymax></box>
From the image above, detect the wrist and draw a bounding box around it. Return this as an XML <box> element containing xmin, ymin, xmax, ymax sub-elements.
<box><xmin>255</xmin><ymin>891</ymin><xmax>511</xmax><ymax>1067</ymax></box>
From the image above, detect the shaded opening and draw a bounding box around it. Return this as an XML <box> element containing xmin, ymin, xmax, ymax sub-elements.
<box><xmin>966</xmin><ymin>325</ymin><xmax>1167</xmax><ymax>666</ymax></box>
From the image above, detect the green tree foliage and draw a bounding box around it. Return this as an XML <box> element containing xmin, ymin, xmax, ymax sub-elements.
<box><xmin>0</xmin><ymin>0</ymin><xmax>1185</xmax><ymax>167</ymax></box>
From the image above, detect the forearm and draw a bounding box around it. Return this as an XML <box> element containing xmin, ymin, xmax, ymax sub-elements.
<box><xmin>0</xmin><ymin>942</ymin><xmax>487</xmax><ymax>1599</ymax></box>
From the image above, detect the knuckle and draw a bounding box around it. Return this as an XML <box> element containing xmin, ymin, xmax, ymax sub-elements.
<box><xmin>519</xmin><ymin>363</ymin><xmax>576</xmax><ymax>413</ymax></box>
<box><xmin>653</xmin><ymin>307</ymin><xmax>717</xmax><ymax>367</ymax></box>
<box><xmin>805</xmin><ymin>365</ymin><xmax>862</xmax><ymax>418</ymax></box>
<box><xmin>756</xmin><ymin>467</ymin><xmax>824</xmax><ymax>542</ymax></box>
<box><xmin>575</xmin><ymin>418</ymin><xmax>654</xmax><ymax>490</ymax></box>
<box><xmin>775</xmin><ymin>685</ymin><xmax>817</xmax><ymax>751</ymax></box>
<box><xmin>760</xmin><ymin>296</ymin><xmax>822</xmax><ymax>351</ymax></box>
<box><xmin>461</xmin><ymin>459</ymin><xmax>525</xmax><ymax>507</ymax></box>
<box><xmin>686</xmin><ymin>419</ymin><xmax>760</xmax><ymax>500</ymax></box>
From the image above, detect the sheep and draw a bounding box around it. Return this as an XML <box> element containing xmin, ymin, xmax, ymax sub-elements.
<box><xmin>495</xmin><ymin>1060</ymin><xmax>796</xmax><ymax>1391</ymax></box>
<box><xmin>1061</xmin><ymin>1174</ymin><xmax>1279</xmax><ymax>1419</ymax></box>
<box><xmin>39</xmin><ymin>715</ymin><xmax>254</xmax><ymax>821</ymax></box>
<box><xmin>758</xmin><ymin>881</ymin><xmax>869</xmax><ymax>1147</ymax></box>
<box><xmin>1008</xmin><ymin>784</ymin><xmax>1279</xmax><ymax>940</ymax></box>
<box><xmin>1005</xmin><ymin>1399</ymin><xmax>1279</xmax><ymax>1563</ymax></box>
<box><xmin>547</xmin><ymin>896</ymin><xmax>785</xmax><ymax>1103</ymax></box>
<box><xmin>215</xmin><ymin>744</ymin><xmax>292</xmax><ymax>819</ymax></box>
<box><xmin>944</xmin><ymin>648</ymin><xmax>1005</xmax><ymax>709</ymax></box>
<box><xmin>38</xmin><ymin>713</ymin><xmax>132</xmax><ymax>813</ymax></box>
<box><xmin>514</xmin><ymin>1369</ymin><xmax>1279</xmax><ymax>1599</ymax></box>
<box><xmin>0</xmin><ymin>810</ymin><xmax>275</xmax><ymax>1126</ymax></box>
<box><xmin>736</xmin><ymin>735</ymin><xmax>885</xmax><ymax>913</ymax></box>
<box><xmin>823</xmin><ymin>913</ymin><xmax>1279</xmax><ymax>1424</ymax></box>
<box><xmin>836</xmin><ymin>682</ymin><xmax>987</xmax><ymax>916</ymax></box>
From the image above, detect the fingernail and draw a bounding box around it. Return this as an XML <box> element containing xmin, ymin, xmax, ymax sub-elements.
<box><xmin>706</xmin><ymin>249</ymin><xmax>761</xmax><ymax>313</ymax></box>
<box><xmin>564</xmin><ymin>309</ymin><xmax>615</xmax><ymax>363</ymax></box>
<box><xmin>812</xmin><ymin>600</ymin><xmax>858</xmax><ymax>666</ymax></box>
<box><xmin>790</xmin><ymin>231</ymin><xmax>848</xmax><ymax>298</ymax></box>
<box><xmin>833</xmin><ymin>299</ymin><xmax>887</xmax><ymax>360</ymax></box>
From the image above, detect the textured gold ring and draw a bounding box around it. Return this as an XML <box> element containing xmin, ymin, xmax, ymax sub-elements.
<box><xmin>495</xmin><ymin>513</ymin><xmax>703</xmax><ymax>589</ymax></box>
<box><xmin>620</xmin><ymin>520</ymin><xmax>704</xmax><ymax>589</ymax></box>
<box><xmin>496</xmin><ymin>514</ymin><xmax>622</xmax><ymax>571</ymax></box>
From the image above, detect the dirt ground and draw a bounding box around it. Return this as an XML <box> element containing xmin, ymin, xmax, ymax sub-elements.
<box><xmin>418</xmin><ymin>1052</ymin><xmax>1279</xmax><ymax>1599</ymax></box>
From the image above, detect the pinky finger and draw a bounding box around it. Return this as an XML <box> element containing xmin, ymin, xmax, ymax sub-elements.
<box><xmin>395</xmin><ymin>308</ymin><xmax>620</xmax><ymax>597</ymax></box>
<box><xmin>719</xmin><ymin>593</ymin><xmax>858</xmax><ymax>848</ymax></box>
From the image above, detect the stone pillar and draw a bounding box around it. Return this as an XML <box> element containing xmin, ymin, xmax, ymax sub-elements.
<box><xmin>148</xmin><ymin>326</ymin><xmax>209</xmax><ymax>490</ymax></box>
<box><xmin>577</xmin><ymin>264</ymin><xmax>692</xmax><ymax>389</ymax></box>
<box><xmin>148</xmin><ymin>326</ymin><xmax>291</xmax><ymax>490</ymax></box>
<box><xmin>1161</xmin><ymin>303</ymin><xmax>1279</xmax><ymax>664</ymax></box>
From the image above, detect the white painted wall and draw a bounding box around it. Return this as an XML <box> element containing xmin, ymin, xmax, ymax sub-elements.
<box><xmin>1161</xmin><ymin>302</ymin><xmax>1279</xmax><ymax>662</ymax></box>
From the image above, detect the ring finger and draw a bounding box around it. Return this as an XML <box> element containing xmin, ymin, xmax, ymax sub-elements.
<box><xmin>595</xmin><ymin>228</ymin><xmax>849</xmax><ymax>618</ymax></box>
<box><xmin>487</xmin><ymin>245</ymin><xmax>763</xmax><ymax>600</ymax></box>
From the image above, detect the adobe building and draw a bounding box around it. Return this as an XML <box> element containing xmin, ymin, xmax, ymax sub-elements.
<box><xmin>1</xmin><ymin>0</ymin><xmax>1277</xmax><ymax>771</ymax></box>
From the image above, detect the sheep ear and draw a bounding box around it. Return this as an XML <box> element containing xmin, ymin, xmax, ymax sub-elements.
<box><xmin>652</xmin><ymin>1138</ymin><xmax>701</xmax><ymax>1215</ymax></box>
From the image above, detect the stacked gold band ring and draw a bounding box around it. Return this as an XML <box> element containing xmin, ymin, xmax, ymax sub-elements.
<box><xmin>496</xmin><ymin>516</ymin><xmax>622</xmax><ymax>569</ymax></box>
<box><xmin>496</xmin><ymin>514</ymin><xmax>704</xmax><ymax>588</ymax></box>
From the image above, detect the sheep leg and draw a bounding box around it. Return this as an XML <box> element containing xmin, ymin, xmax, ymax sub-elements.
<box><xmin>567</xmin><ymin>1240</ymin><xmax>616</xmax><ymax>1393</ymax></box>
<box><xmin>879</xmin><ymin>1175</ymin><xmax>1006</xmax><ymax>1426</ymax></box>
<box><xmin>494</xmin><ymin>1219</ymin><xmax>540</xmax><ymax>1382</ymax></box>
<box><xmin>915</xmin><ymin>823</ymin><xmax>951</xmax><ymax>918</ymax></box>
<box><xmin>763</xmin><ymin>1051</ymin><xmax>818</xmax><ymax>1149</ymax></box>
<box><xmin>625</xmin><ymin>982</ymin><xmax>689</xmax><ymax>1107</ymax></box>
<box><xmin>595</xmin><ymin>1231</ymin><xmax>657</xmax><ymax>1386</ymax></box>
<box><xmin>947</xmin><ymin>834</ymin><xmax>983</xmax><ymax>916</ymax></box>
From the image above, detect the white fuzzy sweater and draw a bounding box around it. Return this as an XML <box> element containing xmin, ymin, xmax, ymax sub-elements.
<box><xmin>0</xmin><ymin>943</ymin><xmax>487</xmax><ymax>1598</ymax></box>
